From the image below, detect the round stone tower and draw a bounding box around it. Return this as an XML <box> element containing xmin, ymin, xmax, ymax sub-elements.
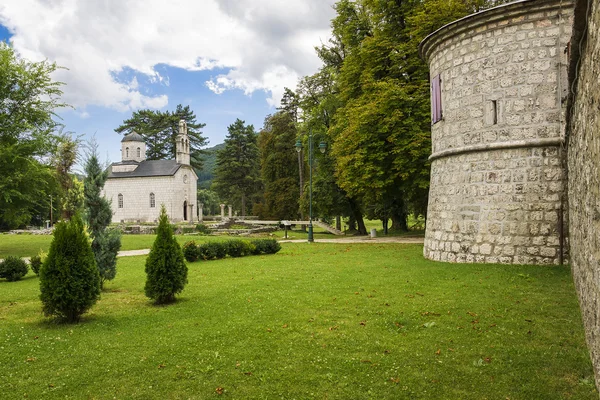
<box><xmin>420</xmin><ymin>0</ymin><xmax>573</xmax><ymax>265</ymax></box>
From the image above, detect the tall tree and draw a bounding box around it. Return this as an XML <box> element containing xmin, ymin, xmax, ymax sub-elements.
<box><xmin>84</xmin><ymin>140</ymin><xmax>122</xmax><ymax>289</ymax></box>
<box><xmin>114</xmin><ymin>104</ymin><xmax>208</xmax><ymax>170</ymax></box>
<box><xmin>213</xmin><ymin>119</ymin><xmax>261</xmax><ymax>217</ymax></box>
<box><xmin>257</xmin><ymin>112</ymin><xmax>300</xmax><ymax>220</ymax></box>
<box><xmin>0</xmin><ymin>43</ymin><xmax>66</xmax><ymax>229</ymax></box>
<box><xmin>53</xmin><ymin>134</ymin><xmax>83</xmax><ymax>219</ymax></box>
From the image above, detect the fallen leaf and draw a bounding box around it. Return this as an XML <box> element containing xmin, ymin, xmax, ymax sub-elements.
<box><xmin>467</xmin><ymin>311</ymin><xmax>478</xmax><ymax>317</ymax></box>
<box><xmin>329</xmin><ymin>326</ymin><xmax>338</xmax><ymax>331</ymax></box>
<box><xmin>282</xmin><ymin>324</ymin><xmax>288</xmax><ymax>329</ymax></box>
<box><xmin>435</xmin><ymin>349</ymin><xmax>441</xmax><ymax>356</ymax></box>
<box><xmin>244</xmin><ymin>371</ymin><xmax>252</xmax><ymax>375</ymax></box>
<box><xmin>26</xmin><ymin>357</ymin><xmax>36</xmax><ymax>362</ymax></box>
<box><xmin>266</xmin><ymin>328</ymin><xmax>272</xmax><ymax>332</ymax></box>
<box><xmin>158</xmin><ymin>364</ymin><xmax>166</xmax><ymax>369</ymax></box>
<box><xmin>236</xmin><ymin>362</ymin><xmax>240</xmax><ymax>368</ymax></box>
<box><xmin>390</xmin><ymin>377</ymin><xmax>400</xmax><ymax>383</ymax></box>
<box><xmin>33</xmin><ymin>336</ymin><xmax>39</xmax><ymax>340</ymax></box>
<box><xmin>447</xmin><ymin>348</ymin><xmax>455</xmax><ymax>352</ymax></box>
<box><xmin>416</xmin><ymin>292</ymin><xmax>424</xmax><ymax>297</ymax></box>
<box><xmin>484</xmin><ymin>357</ymin><xmax>492</xmax><ymax>363</ymax></box>
<box><xmin>384</xmin><ymin>349</ymin><xmax>391</xmax><ymax>354</ymax></box>
<box><xmin>360</xmin><ymin>321</ymin><xmax>366</xmax><ymax>326</ymax></box>
<box><xmin>215</xmin><ymin>387</ymin><xmax>224</xmax><ymax>395</ymax></box>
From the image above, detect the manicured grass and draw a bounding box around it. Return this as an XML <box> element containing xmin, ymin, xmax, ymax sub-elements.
<box><xmin>0</xmin><ymin>243</ymin><xmax>596</xmax><ymax>399</ymax></box>
<box><xmin>0</xmin><ymin>234</ymin><xmax>218</xmax><ymax>258</ymax></box>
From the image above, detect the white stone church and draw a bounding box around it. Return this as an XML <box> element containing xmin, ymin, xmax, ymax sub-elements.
<box><xmin>103</xmin><ymin>120</ymin><xmax>198</xmax><ymax>223</ymax></box>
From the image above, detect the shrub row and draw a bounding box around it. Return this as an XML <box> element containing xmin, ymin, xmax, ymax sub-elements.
<box><xmin>0</xmin><ymin>256</ymin><xmax>29</xmax><ymax>281</ymax></box>
<box><xmin>183</xmin><ymin>238</ymin><xmax>281</xmax><ymax>262</ymax></box>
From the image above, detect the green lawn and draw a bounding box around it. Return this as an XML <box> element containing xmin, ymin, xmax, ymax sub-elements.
<box><xmin>0</xmin><ymin>234</ymin><xmax>218</xmax><ymax>258</ymax></box>
<box><xmin>0</xmin><ymin>243</ymin><xmax>596</xmax><ymax>399</ymax></box>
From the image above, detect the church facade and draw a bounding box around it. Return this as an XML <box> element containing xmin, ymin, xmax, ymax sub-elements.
<box><xmin>103</xmin><ymin>120</ymin><xmax>198</xmax><ymax>223</ymax></box>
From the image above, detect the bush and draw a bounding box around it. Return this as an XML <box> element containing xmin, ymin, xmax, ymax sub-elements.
<box><xmin>198</xmin><ymin>241</ymin><xmax>227</xmax><ymax>260</ymax></box>
<box><xmin>181</xmin><ymin>226</ymin><xmax>195</xmax><ymax>234</ymax></box>
<box><xmin>182</xmin><ymin>241</ymin><xmax>199</xmax><ymax>262</ymax></box>
<box><xmin>29</xmin><ymin>255</ymin><xmax>42</xmax><ymax>275</ymax></box>
<box><xmin>0</xmin><ymin>256</ymin><xmax>29</xmax><ymax>281</ymax></box>
<box><xmin>251</xmin><ymin>239</ymin><xmax>282</xmax><ymax>255</ymax></box>
<box><xmin>144</xmin><ymin>205</ymin><xmax>188</xmax><ymax>304</ymax></box>
<box><xmin>39</xmin><ymin>215</ymin><xmax>101</xmax><ymax>322</ymax></box>
<box><xmin>226</xmin><ymin>239</ymin><xmax>254</xmax><ymax>258</ymax></box>
<box><xmin>196</xmin><ymin>223</ymin><xmax>211</xmax><ymax>235</ymax></box>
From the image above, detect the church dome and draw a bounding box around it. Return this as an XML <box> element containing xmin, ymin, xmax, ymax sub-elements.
<box><xmin>121</xmin><ymin>132</ymin><xmax>145</xmax><ymax>142</ymax></box>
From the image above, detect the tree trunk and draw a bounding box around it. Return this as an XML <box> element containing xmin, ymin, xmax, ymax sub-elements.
<box><xmin>336</xmin><ymin>216</ymin><xmax>341</xmax><ymax>231</ymax></box>
<box><xmin>348</xmin><ymin>198</ymin><xmax>367</xmax><ymax>235</ymax></box>
<box><xmin>241</xmin><ymin>193</ymin><xmax>246</xmax><ymax>217</ymax></box>
<box><xmin>382</xmin><ymin>218</ymin><xmax>388</xmax><ymax>235</ymax></box>
<box><xmin>391</xmin><ymin>211</ymin><xmax>408</xmax><ymax>232</ymax></box>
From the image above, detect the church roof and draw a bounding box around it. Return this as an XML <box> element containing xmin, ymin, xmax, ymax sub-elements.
<box><xmin>121</xmin><ymin>131</ymin><xmax>145</xmax><ymax>143</ymax></box>
<box><xmin>108</xmin><ymin>160</ymin><xmax>182</xmax><ymax>178</ymax></box>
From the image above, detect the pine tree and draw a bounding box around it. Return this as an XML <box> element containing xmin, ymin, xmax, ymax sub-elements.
<box><xmin>83</xmin><ymin>142</ymin><xmax>122</xmax><ymax>288</ymax></box>
<box><xmin>144</xmin><ymin>205</ymin><xmax>188</xmax><ymax>304</ymax></box>
<box><xmin>39</xmin><ymin>214</ymin><xmax>100</xmax><ymax>322</ymax></box>
<box><xmin>213</xmin><ymin>119</ymin><xmax>261</xmax><ymax>216</ymax></box>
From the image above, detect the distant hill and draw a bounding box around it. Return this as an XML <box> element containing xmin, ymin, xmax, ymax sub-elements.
<box><xmin>196</xmin><ymin>143</ymin><xmax>224</xmax><ymax>189</ymax></box>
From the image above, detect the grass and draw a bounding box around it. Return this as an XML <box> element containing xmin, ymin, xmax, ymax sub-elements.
<box><xmin>0</xmin><ymin>243</ymin><xmax>596</xmax><ymax>399</ymax></box>
<box><xmin>0</xmin><ymin>234</ymin><xmax>220</xmax><ymax>258</ymax></box>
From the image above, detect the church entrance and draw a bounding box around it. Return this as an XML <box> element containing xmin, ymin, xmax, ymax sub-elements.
<box><xmin>183</xmin><ymin>201</ymin><xmax>188</xmax><ymax>221</ymax></box>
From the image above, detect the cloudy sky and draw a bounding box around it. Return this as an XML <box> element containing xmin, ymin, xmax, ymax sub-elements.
<box><xmin>0</xmin><ymin>0</ymin><xmax>336</xmax><ymax>167</ymax></box>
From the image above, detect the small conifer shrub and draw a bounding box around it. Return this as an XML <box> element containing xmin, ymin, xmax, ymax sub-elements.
<box><xmin>0</xmin><ymin>256</ymin><xmax>29</xmax><ymax>281</ymax></box>
<box><xmin>29</xmin><ymin>255</ymin><xmax>42</xmax><ymax>275</ymax></box>
<box><xmin>182</xmin><ymin>241</ymin><xmax>199</xmax><ymax>262</ymax></box>
<box><xmin>144</xmin><ymin>205</ymin><xmax>188</xmax><ymax>304</ymax></box>
<box><xmin>39</xmin><ymin>215</ymin><xmax>101</xmax><ymax>322</ymax></box>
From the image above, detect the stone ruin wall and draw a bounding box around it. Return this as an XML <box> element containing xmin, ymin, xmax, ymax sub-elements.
<box><xmin>421</xmin><ymin>0</ymin><xmax>573</xmax><ymax>264</ymax></box>
<box><xmin>567</xmin><ymin>0</ymin><xmax>600</xmax><ymax>388</ymax></box>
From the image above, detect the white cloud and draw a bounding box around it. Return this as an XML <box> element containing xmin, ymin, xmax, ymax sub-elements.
<box><xmin>0</xmin><ymin>0</ymin><xmax>336</xmax><ymax>111</ymax></box>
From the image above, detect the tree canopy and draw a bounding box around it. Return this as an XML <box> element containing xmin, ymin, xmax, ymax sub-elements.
<box><xmin>212</xmin><ymin>119</ymin><xmax>261</xmax><ymax>217</ymax></box>
<box><xmin>115</xmin><ymin>104</ymin><xmax>208</xmax><ymax>170</ymax></box>
<box><xmin>0</xmin><ymin>43</ymin><xmax>66</xmax><ymax>229</ymax></box>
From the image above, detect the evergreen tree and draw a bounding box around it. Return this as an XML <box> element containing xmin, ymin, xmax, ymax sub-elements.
<box><xmin>39</xmin><ymin>214</ymin><xmax>100</xmax><ymax>322</ymax></box>
<box><xmin>144</xmin><ymin>205</ymin><xmax>188</xmax><ymax>304</ymax></box>
<box><xmin>114</xmin><ymin>104</ymin><xmax>208</xmax><ymax>170</ymax></box>
<box><xmin>257</xmin><ymin>112</ymin><xmax>300</xmax><ymax>220</ymax></box>
<box><xmin>83</xmin><ymin>141</ymin><xmax>122</xmax><ymax>288</ymax></box>
<box><xmin>213</xmin><ymin>119</ymin><xmax>261</xmax><ymax>217</ymax></box>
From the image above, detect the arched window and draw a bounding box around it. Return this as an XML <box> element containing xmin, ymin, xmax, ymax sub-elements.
<box><xmin>150</xmin><ymin>193</ymin><xmax>155</xmax><ymax>208</ymax></box>
<box><xmin>125</xmin><ymin>147</ymin><xmax>129</xmax><ymax>158</ymax></box>
<box><xmin>118</xmin><ymin>194</ymin><xmax>123</xmax><ymax>209</ymax></box>
<box><xmin>137</xmin><ymin>147</ymin><xmax>141</xmax><ymax>158</ymax></box>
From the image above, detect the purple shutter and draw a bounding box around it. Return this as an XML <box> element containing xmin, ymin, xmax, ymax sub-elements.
<box><xmin>431</xmin><ymin>74</ymin><xmax>442</xmax><ymax>124</ymax></box>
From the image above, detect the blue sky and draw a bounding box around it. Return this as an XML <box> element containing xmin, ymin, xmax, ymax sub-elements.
<box><xmin>0</xmin><ymin>0</ymin><xmax>336</xmax><ymax>169</ymax></box>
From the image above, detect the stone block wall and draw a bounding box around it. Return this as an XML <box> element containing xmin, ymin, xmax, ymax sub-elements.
<box><xmin>420</xmin><ymin>0</ymin><xmax>573</xmax><ymax>264</ymax></box>
<box><xmin>567</xmin><ymin>0</ymin><xmax>600</xmax><ymax>388</ymax></box>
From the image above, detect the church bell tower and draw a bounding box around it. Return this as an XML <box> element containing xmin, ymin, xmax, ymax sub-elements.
<box><xmin>176</xmin><ymin>120</ymin><xmax>190</xmax><ymax>165</ymax></box>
